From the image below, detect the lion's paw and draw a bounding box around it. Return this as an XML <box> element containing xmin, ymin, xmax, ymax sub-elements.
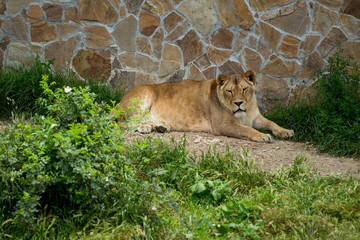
<box><xmin>274</xmin><ymin>128</ymin><xmax>294</xmax><ymax>138</ymax></box>
<box><xmin>137</xmin><ymin>124</ymin><xmax>152</xmax><ymax>134</ymax></box>
<box><xmin>252</xmin><ymin>133</ymin><xmax>273</xmax><ymax>143</ymax></box>
<box><xmin>155</xmin><ymin>125</ymin><xmax>170</xmax><ymax>133</ymax></box>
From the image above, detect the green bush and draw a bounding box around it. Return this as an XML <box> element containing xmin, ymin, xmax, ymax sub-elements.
<box><xmin>266</xmin><ymin>47</ymin><xmax>360</xmax><ymax>156</ymax></box>
<box><xmin>0</xmin><ymin>75</ymin><xmax>161</xmax><ymax>237</ymax></box>
<box><xmin>0</xmin><ymin>57</ymin><xmax>125</xmax><ymax>118</ymax></box>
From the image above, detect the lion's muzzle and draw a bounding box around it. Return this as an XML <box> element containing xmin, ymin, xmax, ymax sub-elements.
<box><xmin>234</xmin><ymin>108</ymin><xmax>246</xmax><ymax>114</ymax></box>
<box><xmin>233</xmin><ymin>101</ymin><xmax>246</xmax><ymax>114</ymax></box>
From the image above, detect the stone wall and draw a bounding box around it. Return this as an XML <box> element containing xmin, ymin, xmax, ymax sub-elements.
<box><xmin>0</xmin><ymin>0</ymin><xmax>359</xmax><ymax>111</ymax></box>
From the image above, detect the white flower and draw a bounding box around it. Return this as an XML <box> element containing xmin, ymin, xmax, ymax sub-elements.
<box><xmin>64</xmin><ymin>86</ymin><xmax>72</xmax><ymax>93</ymax></box>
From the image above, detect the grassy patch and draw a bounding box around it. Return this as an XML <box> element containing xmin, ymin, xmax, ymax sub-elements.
<box><xmin>266</xmin><ymin>47</ymin><xmax>360</xmax><ymax>157</ymax></box>
<box><xmin>0</xmin><ymin>57</ymin><xmax>125</xmax><ymax>118</ymax></box>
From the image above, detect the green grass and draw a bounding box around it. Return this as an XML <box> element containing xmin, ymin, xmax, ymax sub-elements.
<box><xmin>0</xmin><ymin>57</ymin><xmax>125</xmax><ymax>118</ymax></box>
<box><xmin>1</xmin><ymin>125</ymin><xmax>359</xmax><ymax>239</ymax></box>
<box><xmin>266</xmin><ymin>47</ymin><xmax>360</xmax><ymax>157</ymax></box>
<box><xmin>18</xmin><ymin>150</ymin><xmax>360</xmax><ymax>239</ymax></box>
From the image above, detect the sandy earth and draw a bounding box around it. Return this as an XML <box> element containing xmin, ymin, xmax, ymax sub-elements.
<box><xmin>127</xmin><ymin>131</ymin><xmax>360</xmax><ymax>178</ymax></box>
<box><xmin>1</xmin><ymin>121</ymin><xmax>359</xmax><ymax>178</ymax></box>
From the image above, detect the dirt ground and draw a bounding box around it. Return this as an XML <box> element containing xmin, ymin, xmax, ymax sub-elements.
<box><xmin>1</xmin><ymin>120</ymin><xmax>359</xmax><ymax>178</ymax></box>
<box><xmin>127</xmin><ymin>131</ymin><xmax>360</xmax><ymax>178</ymax></box>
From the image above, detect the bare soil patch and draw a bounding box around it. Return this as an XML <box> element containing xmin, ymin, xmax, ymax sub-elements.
<box><xmin>2</xmin><ymin>120</ymin><xmax>359</xmax><ymax>178</ymax></box>
<box><xmin>127</xmin><ymin>131</ymin><xmax>360</xmax><ymax>178</ymax></box>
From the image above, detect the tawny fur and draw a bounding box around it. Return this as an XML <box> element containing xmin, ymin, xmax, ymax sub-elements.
<box><xmin>115</xmin><ymin>70</ymin><xmax>294</xmax><ymax>142</ymax></box>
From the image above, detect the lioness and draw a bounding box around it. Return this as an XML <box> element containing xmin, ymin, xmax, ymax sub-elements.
<box><xmin>115</xmin><ymin>70</ymin><xmax>294</xmax><ymax>142</ymax></box>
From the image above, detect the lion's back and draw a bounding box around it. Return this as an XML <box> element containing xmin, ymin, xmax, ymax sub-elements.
<box><xmin>120</xmin><ymin>79</ymin><xmax>216</xmax><ymax>132</ymax></box>
<box><xmin>122</xmin><ymin>79</ymin><xmax>214</xmax><ymax>105</ymax></box>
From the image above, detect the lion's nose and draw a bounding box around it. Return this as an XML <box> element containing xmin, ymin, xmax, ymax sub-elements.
<box><xmin>234</xmin><ymin>101</ymin><xmax>243</xmax><ymax>107</ymax></box>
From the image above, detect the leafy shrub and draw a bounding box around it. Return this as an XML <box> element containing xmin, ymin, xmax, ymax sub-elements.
<box><xmin>266</xmin><ymin>47</ymin><xmax>360</xmax><ymax>156</ymax></box>
<box><xmin>0</xmin><ymin>75</ymin><xmax>159</xmax><ymax>237</ymax></box>
<box><xmin>0</xmin><ymin>57</ymin><xmax>125</xmax><ymax>118</ymax></box>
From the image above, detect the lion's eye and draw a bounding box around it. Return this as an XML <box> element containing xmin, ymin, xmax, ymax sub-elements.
<box><xmin>227</xmin><ymin>90</ymin><xmax>232</xmax><ymax>94</ymax></box>
<box><xmin>243</xmin><ymin>88</ymin><xmax>248</xmax><ymax>93</ymax></box>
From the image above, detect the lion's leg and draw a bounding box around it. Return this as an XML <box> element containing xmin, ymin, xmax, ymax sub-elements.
<box><xmin>253</xmin><ymin>115</ymin><xmax>294</xmax><ymax>138</ymax></box>
<box><xmin>213</xmin><ymin>122</ymin><xmax>273</xmax><ymax>142</ymax></box>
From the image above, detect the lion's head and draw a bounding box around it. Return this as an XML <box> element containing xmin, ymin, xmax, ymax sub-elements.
<box><xmin>216</xmin><ymin>70</ymin><xmax>257</xmax><ymax>117</ymax></box>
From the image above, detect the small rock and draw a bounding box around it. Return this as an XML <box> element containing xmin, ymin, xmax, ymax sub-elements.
<box><xmin>259</xmin><ymin>21</ymin><xmax>282</xmax><ymax>50</ymax></box>
<box><xmin>208</xmin><ymin>138</ymin><xmax>221</xmax><ymax>144</ymax></box>
<box><xmin>42</xmin><ymin>3</ymin><xmax>63</xmax><ymax>22</ymax></box>
<box><xmin>177</xmin><ymin>0</ymin><xmax>216</xmax><ymax>36</ymax></box>
<box><xmin>210</xmin><ymin>28</ymin><xmax>234</xmax><ymax>49</ymax></box>
<box><xmin>164</xmin><ymin>12</ymin><xmax>183</xmax><ymax>33</ymax></box>
<box><xmin>239</xmin><ymin>47</ymin><xmax>262</xmax><ymax>72</ymax></box>
<box><xmin>207</xmin><ymin>46</ymin><xmax>233</xmax><ymax>65</ymax></box>
<box><xmin>2</xmin><ymin>15</ymin><xmax>29</xmax><ymax>43</ymax></box>
<box><xmin>261</xmin><ymin>54</ymin><xmax>299</xmax><ymax>76</ymax></box>
<box><xmin>142</xmin><ymin>0</ymin><xmax>174</xmax><ymax>16</ymax></box>
<box><xmin>72</xmin><ymin>49</ymin><xmax>112</xmax><ymax>82</ymax></box>
<box><xmin>318</xmin><ymin>27</ymin><xmax>348</xmax><ymax>58</ymax></box>
<box><xmin>139</xmin><ymin>11</ymin><xmax>160</xmax><ymax>36</ymax></box>
<box><xmin>233</xmin><ymin>0</ymin><xmax>255</xmax><ymax>29</ymax></box>
<box><xmin>79</xmin><ymin>0</ymin><xmax>118</xmax><ymax>24</ymax></box>
<box><xmin>83</xmin><ymin>25</ymin><xmax>113</xmax><ymax>49</ymax></box>
<box><xmin>124</xmin><ymin>0</ymin><xmax>143</xmax><ymax>14</ymax></box>
<box><xmin>112</xmin><ymin>15</ymin><xmax>137</xmax><ymax>52</ymax></box>
<box><xmin>188</xmin><ymin>64</ymin><xmax>206</xmax><ymax>80</ymax></box>
<box><xmin>151</xmin><ymin>28</ymin><xmax>164</xmax><ymax>59</ymax></box>
<box><xmin>214</xmin><ymin>0</ymin><xmax>239</xmax><ymax>27</ymax></box>
<box><xmin>312</xmin><ymin>3</ymin><xmax>338</xmax><ymax>36</ymax></box>
<box><xmin>249</xmin><ymin>0</ymin><xmax>292</xmax><ymax>11</ymax></box>
<box><xmin>176</xmin><ymin>30</ymin><xmax>204</xmax><ymax>66</ymax></box>
<box><xmin>219</xmin><ymin>60</ymin><xmax>244</xmax><ymax>76</ymax></box>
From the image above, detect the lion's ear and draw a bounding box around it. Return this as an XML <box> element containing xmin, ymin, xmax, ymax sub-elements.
<box><xmin>243</xmin><ymin>70</ymin><xmax>256</xmax><ymax>84</ymax></box>
<box><xmin>217</xmin><ymin>74</ymin><xmax>229</xmax><ymax>86</ymax></box>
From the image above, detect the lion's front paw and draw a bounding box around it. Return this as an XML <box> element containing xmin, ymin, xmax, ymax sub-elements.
<box><xmin>251</xmin><ymin>133</ymin><xmax>273</xmax><ymax>143</ymax></box>
<box><xmin>274</xmin><ymin>128</ymin><xmax>294</xmax><ymax>138</ymax></box>
<box><xmin>155</xmin><ymin>125</ymin><xmax>170</xmax><ymax>133</ymax></box>
<box><xmin>137</xmin><ymin>124</ymin><xmax>152</xmax><ymax>134</ymax></box>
